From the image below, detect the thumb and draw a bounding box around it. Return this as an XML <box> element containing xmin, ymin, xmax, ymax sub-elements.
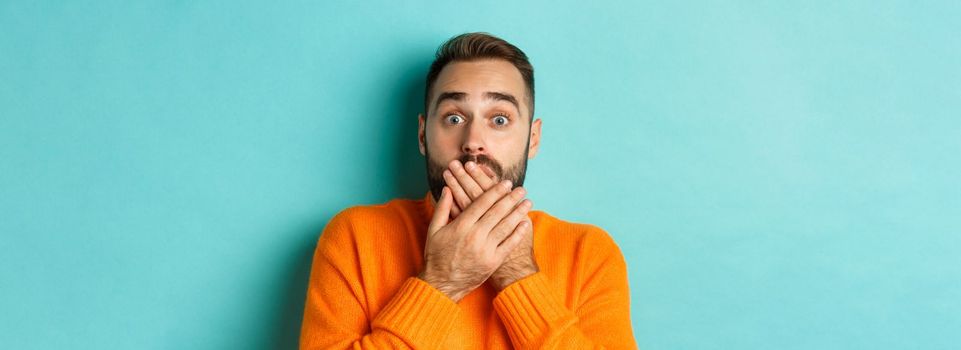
<box><xmin>428</xmin><ymin>187</ymin><xmax>453</xmax><ymax>235</ymax></box>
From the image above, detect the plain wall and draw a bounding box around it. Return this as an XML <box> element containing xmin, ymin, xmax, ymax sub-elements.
<box><xmin>2</xmin><ymin>1</ymin><xmax>959</xmax><ymax>349</ymax></box>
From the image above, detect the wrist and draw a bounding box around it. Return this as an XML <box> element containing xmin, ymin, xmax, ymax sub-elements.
<box><xmin>491</xmin><ymin>264</ymin><xmax>539</xmax><ymax>291</ymax></box>
<box><xmin>417</xmin><ymin>270</ymin><xmax>470</xmax><ymax>303</ymax></box>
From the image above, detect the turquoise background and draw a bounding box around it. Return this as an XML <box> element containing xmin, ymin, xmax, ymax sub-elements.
<box><xmin>2</xmin><ymin>1</ymin><xmax>959</xmax><ymax>349</ymax></box>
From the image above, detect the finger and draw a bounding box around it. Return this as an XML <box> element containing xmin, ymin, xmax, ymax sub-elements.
<box><xmin>480</xmin><ymin>164</ymin><xmax>496</xmax><ymax>178</ymax></box>
<box><xmin>449</xmin><ymin>204</ymin><xmax>461</xmax><ymax>220</ymax></box>
<box><xmin>450</xmin><ymin>160</ymin><xmax>484</xmax><ymax>200</ymax></box>
<box><xmin>488</xmin><ymin>199</ymin><xmax>532</xmax><ymax>244</ymax></box>
<box><xmin>476</xmin><ymin>186</ymin><xmax>527</xmax><ymax>234</ymax></box>
<box><xmin>495</xmin><ymin>220</ymin><xmax>529</xmax><ymax>258</ymax></box>
<box><xmin>459</xmin><ymin>179</ymin><xmax>514</xmax><ymax>225</ymax></box>
<box><xmin>443</xmin><ymin>169</ymin><xmax>472</xmax><ymax>211</ymax></box>
<box><xmin>428</xmin><ymin>187</ymin><xmax>452</xmax><ymax>235</ymax></box>
<box><xmin>465</xmin><ymin>161</ymin><xmax>496</xmax><ymax>191</ymax></box>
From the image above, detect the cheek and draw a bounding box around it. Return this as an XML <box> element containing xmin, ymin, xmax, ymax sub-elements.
<box><xmin>426</xmin><ymin>129</ymin><xmax>460</xmax><ymax>158</ymax></box>
<box><xmin>493</xmin><ymin>137</ymin><xmax>529</xmax><ymax>164</ymax></box>
<box><xmin>501</xmin><ymin>130</ymin><xmax>529</xmax><ymax>149</ymax></box>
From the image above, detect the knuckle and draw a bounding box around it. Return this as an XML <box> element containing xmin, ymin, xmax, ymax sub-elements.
<box><xmin>491</xmin><ymin>225</ymin><xmax>510</xmax><ymax>239</ymax></box>
<box><xmin>519</xmin><ymin>199</ymin><xmax>532</xmax><ymax>210</ymax></box>
<box><xmin>466</xmin><ymin>229</ymin><xmax>482</xmax><ymax>242</ymax></box>
<box><xmin>486</xmin><ymin>187</ymin><xmax>505</xmax><ymax>199</ymax></box>
<box><xmin>509</xmin><ymin>208</ymin><xmax>526</xmax><ymax>221</ymax></box>
<box><xmin>494</xmin><ymin>199</ymin><xmax>513</xmax><ymax>214</ymax></box>
<box><xmin>487</xmin><ymin>207</ymin><xmax>504</xmax><ymax>221</ymax></box>
<box><xmin>501</xmin><ymin>217</ymin><xmax>521</xmax><ymax>231</ymax></box>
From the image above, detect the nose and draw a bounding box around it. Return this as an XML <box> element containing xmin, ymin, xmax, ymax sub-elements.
<box><xmin>461</xmin><ymin>120</ymin><xmax>486</xmax><ymax>155</ymax></box>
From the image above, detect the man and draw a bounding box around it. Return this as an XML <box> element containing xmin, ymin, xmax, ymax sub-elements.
<box><xmin>300</xmin><ymin>32</ymin><xmax>637</xmax><ymax>349</ymax></box>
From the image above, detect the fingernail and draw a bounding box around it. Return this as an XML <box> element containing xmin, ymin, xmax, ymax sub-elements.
<box><xmin>465</xmin><ymin>161</ymin><xmax>475</xmax><ymax>170</ymax></box>
<box><xmin>450</xmin><ymin>160</ymin><xmax>461</xmax><ymax>169</ymax></box>
<box><xmin>501</xmin><ymin>180</ymin><xmax>512</xmax><ymax>188</ymax></box>
<box><xmin>516</xmin><ymin>187</ymin><xmax>527</xmax><ymax>196</ymax></box>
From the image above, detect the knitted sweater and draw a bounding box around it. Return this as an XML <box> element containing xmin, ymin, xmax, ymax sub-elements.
<box><xmin>300</xmin><ymin>191</ymin><xmax>637</xmax><ymax>349</ymax></box>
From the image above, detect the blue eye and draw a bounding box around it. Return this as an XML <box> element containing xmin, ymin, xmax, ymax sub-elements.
<box><xmin>493</xmin><ymin>115</ymin><xmax>509</xmax><ymax>126</ymax></box>
<box><xmin>446</xmin><ymin>114</ymin><xmax>464</xmax><ymax>124</ymax></box>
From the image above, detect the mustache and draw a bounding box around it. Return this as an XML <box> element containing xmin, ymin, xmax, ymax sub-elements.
<box><xmin>457</xmin><ymin>154</ymin><xmax>503</xmax><ymax>177</ymax></box>
<box><xmin>425</xmin><ymin>151</ymin><xmax>529</xmax><ymax>202</ymax></box>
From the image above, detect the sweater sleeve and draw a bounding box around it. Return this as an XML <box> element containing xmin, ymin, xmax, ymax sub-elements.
<box><xmin>300</xmin><ymin>210</ymin><xmax>461</xmax><ymax>349</ymax></box>
<box><xmin>492</xmin><ymin>230</ymin><xmax>638</xmax><ymax>349</ymax></box>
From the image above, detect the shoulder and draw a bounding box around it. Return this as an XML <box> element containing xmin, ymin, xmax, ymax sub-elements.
<box><xmin>531</xmin><ymin>211</ymin><xmax>624</xmax><ymax>270</ymax></box>
<box><xmin>529</xmin><ymin>211</ymin><xmax>630</xmax><ymax>293</ymax></box>
<box><xmin>530</xmin><ymin>210</ymin><xmax>623</xmax><ymax>256</ymax></box>
<box><xmin>318</xmin><ymin>198</ymin><xmax>420</xmax><ymax>246</ymax></box>
<box><xmin>327</xmin><ymin>197</ymin><xmax>419</xmax><ymax>226</ymax></box>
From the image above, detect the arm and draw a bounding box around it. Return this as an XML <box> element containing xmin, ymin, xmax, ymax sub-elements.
<box><xmin>299</xmin><ymin>210</ymin><xmax>461</xmax><ymax>349</ymax></box>
<box><xmin>492</xmin><ymin>235</ymin><xmax>637</xmax><ymax>349</ymax></box>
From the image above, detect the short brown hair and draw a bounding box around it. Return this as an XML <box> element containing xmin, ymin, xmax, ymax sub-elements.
<box><xmin>424</xmin><ymin>32</ymin><xmax>535</xmax><ymax>121</ymax></box>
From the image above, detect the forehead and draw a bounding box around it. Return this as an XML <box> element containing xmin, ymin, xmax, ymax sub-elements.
<box><xmin>432</xmin><ymin>59</ymin><xmax>527</xmax><ymax>108</ymax></box>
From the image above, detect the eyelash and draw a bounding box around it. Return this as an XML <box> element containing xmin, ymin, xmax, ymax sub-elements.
<box><xmin>444</xmin><ymin>113</ymin><xmax>511</xmax><ymax>127</ymax></box>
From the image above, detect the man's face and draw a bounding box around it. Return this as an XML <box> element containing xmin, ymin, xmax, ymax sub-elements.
<box><xmin>418</xmin><ymin>59</ymin><xmax>542</xmax><ymax>202</ymax></box>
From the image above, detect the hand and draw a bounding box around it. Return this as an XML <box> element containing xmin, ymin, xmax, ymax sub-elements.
<box><xmin>443</xmin><ymin>159</ymin><xmax>499</xmax><ymax>220</ymax></box>
<box><xmin>419</xmin><ymin>180</ymin><xmax>533</xmax><ymax>302</ymax></box>
<box><xmin>443</xmin><ymin>160</ymin><xmax>539</xmax><ymax>291</ymax></box>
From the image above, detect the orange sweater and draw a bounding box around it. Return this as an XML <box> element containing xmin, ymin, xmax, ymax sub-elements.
<box><xmin>300</xmin><ymin>192</ymin><xmax>637</xmax><ymax>349</ymax></box>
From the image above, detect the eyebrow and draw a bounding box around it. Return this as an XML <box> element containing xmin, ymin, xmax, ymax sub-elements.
<box><xmin>433</xmin><ymin>91</ymin><xmax>521</xmax><ymax>114</ymax></box>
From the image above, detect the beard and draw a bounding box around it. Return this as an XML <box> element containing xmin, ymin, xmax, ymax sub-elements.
<box><xmin>424</xmin><ymin>137</ymin><xmax>531</xmax><ymax>202</ymax></box>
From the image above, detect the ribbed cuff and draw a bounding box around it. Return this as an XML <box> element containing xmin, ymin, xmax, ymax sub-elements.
<box><xmin>372</xmin><ymin>277</ymin><xmax>460</xmax><ymax>348</ymax></box>
<box><xmin>492</xmin><ymin>273</ymin><xmax>577</xmax><ymax>347</ymax></box>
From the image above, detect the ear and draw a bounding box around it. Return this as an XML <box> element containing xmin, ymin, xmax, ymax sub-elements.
<box><xmin>527</xmin><ymin>117</ymin><xmax>542</xmax><ymax>159</ymax></box>
<box><xmin>418</xmin><ymin>113</ymin><xmax>427</xmax><ymax>156</ymax></box>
